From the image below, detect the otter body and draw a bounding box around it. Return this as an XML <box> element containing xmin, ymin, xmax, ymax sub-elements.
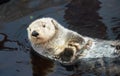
<box><xmin>27</xmin><ymin>17</ymin><xmax>120</xmax><ymax>65</ymax></box>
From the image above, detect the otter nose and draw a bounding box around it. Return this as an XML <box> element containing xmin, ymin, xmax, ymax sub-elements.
<box><xmin>32</xmin><ymin>31</ymin><xmax>39</xmax><ymax>37</ymax></box>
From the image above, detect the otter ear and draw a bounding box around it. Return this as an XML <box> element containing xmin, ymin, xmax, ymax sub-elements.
<box><xmin>51</xmin><ymin>19</ymin><xmax>58</xmax><ymax>30</ymax></box>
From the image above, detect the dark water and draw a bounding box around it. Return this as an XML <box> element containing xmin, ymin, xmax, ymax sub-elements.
<box><xmin>0</xmin><ymin>0</ymin><xmax>120</xmax><ymax>76</ymax></box>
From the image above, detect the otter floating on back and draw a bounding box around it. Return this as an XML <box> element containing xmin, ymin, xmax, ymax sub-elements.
<box><xmin>27</xmin><ymin>17</ymin><xmax>120</xmax><ymax>66</ymax></box>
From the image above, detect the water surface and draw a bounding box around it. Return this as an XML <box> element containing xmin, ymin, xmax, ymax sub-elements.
<box><xmin>0</xmin><ymin>0</ymin><xmax>120</xmax><ymax>76</ymax></box>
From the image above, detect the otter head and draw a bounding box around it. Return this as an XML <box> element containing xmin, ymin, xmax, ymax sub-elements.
<box><xmin>27</xmin><ymin>18</ymin><xmax>58</xmax><ymax>44</ymax></box>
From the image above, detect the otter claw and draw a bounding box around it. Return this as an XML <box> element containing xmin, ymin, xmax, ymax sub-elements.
<box><xmin>53</xmin><ymin>55</ymin><xmax>60</xmax><ymax>59</ymax></box>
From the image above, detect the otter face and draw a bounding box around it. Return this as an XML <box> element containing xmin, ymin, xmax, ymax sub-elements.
<box><xmin>27</xmin><ymin>18</ymin><xmax>56</xmax><ymax>44</ymax></box>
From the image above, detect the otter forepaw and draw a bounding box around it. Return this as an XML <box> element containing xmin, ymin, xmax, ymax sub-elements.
<box><xmin>68</xmin><ymin>42</ymin><xmax>81</xmax><ymax>50</ymax></box>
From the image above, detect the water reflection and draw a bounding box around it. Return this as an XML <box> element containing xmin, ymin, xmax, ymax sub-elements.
<box><xmin>65</xmin><ymin>0</ymin><xmax>107</xmax><ymax>39</ymax></box>
<box><xmin>98</xmin><ymin>0</ymin><xmax>120</xmax><ymax>39</ymax></box>
<box><xmin>30</xmin><ymin>51</ymin><xmax>54</xmax><ymax>76</ymax></box>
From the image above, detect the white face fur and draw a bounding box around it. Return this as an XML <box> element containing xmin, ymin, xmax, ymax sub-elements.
<box><xmin>27</xmin><ymin>18</ymin><xmax>56</xmax><ymax>44</ymax></box>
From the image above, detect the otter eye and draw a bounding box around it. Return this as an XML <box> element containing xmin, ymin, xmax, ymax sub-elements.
<box><xmin>42</xmin><ymin>25</ymin><xmax>46</xmax><ymax>28</ymax></box>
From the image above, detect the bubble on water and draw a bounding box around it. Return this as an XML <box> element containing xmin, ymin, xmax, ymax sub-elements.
<box><xmin>30</xmin><ymin>16</ymin><xmax>34</xmax><ymax>19</ymax></box>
